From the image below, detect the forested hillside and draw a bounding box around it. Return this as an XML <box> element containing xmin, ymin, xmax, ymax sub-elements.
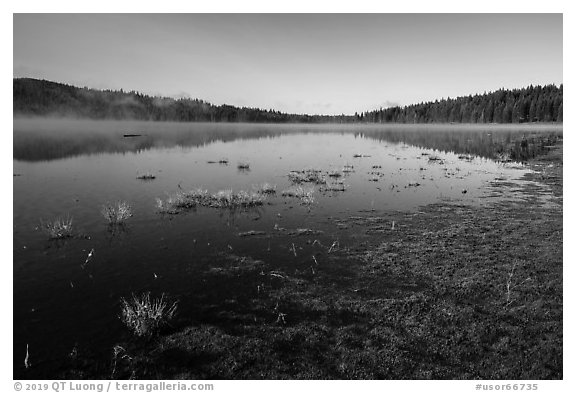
<box><xmin>359</xmin><ymin>85</ymin><xmax>562</xmax><ymax>123</ymax></box>
<box><xmin>14</xmin><ymin>78</ymin><xmax>562</xmax><ymax>124</ymax></box>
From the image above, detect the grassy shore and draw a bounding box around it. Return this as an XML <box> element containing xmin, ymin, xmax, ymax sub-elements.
<box><xmin>63</xmin><ymin>142</ymin><xmax>562</xmax><ymax>380</ymax></box>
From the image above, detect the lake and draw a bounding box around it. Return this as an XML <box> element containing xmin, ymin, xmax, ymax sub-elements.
<box><xmin>13</xmin><ymin>119</ymin><xmax>562</xmax><ymax>378</ymax></box>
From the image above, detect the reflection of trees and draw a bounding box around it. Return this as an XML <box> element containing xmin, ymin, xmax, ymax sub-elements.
<box><xmin>14</xmin><ymin>122</ymin><xmax>562</xmax><ymax>162</ymax></box>
<box><xmin>355</xmin><ymin>128</ymin><xmax>562</xmax><ymax>160</ymax></box>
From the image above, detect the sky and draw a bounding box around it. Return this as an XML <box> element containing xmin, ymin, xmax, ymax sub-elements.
<box><xmin>13</xmin><ymin>14</ymin><xmax>563</xmax><ymax>115</ymax></box>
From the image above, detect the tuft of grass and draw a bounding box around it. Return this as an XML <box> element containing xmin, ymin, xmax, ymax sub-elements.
<box><xmin>42</xmin><ymin>216</ymin><xmax>74</xmax><ymax>239</ymax></box>
<box><xmin>342</xmin><ymin>164</ymin><xmax>355</xmax><ymax>173</ymax></box>
<box><xmin>136</xmin><ymin>172</ymin><xmax>156</xmax><ymax>180</ymax></box>
<box><xmin>120</xmin><ymin>292</ymin><xmax>178</xmax><ymax>337</ymax></box>
<box><xmin>254</xmin><ymin>183</ymin><xmax>277</xmax><ymax>195</ymax></box>
<box><xmin>156</xmin><ymin>189</ymin><xmax>208</xmax><ymax>213</ymax></box>
<box><xmin>288</xmin><ymin>169</ymin><xmax>327</xmax><ymax>185</ymax></box>
<box><xmin>210</xmin><ymin>190</ymin><xmax>265</xmax><ymax>208</ymax></box>
<box><xmin>282</xmin><ymin>186</ymin><xmax>315</xmax><ymax>205</ymax></box>
<box><xmin>323</xmin><ymin>180</ymin><xmax>347</xmax><ymax>192</ymax></box>
<box><xmin>157</xmin><ymin>188</ymin><xmax>264</xmax><ymax>213</ymax></box>
<box><xmin>102</xmin><ymin>201</ymin><xmax>133</xmax><ymax>224</ymax></box>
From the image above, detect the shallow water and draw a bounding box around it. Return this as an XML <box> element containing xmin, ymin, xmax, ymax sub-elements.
<box><xmin>13</xmin><ymin>119</ymin><xmax>562</xmax><ymax>378</ymax></box>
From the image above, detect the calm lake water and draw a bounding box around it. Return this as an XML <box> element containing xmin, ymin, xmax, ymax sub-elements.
<box><xmin>13</xmin><ymin>119</ymin><xmax>562</xmax><ymax>378</ymax></box>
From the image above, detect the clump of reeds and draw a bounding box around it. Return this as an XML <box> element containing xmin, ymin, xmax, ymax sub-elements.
<box><xmin>157</xmin><ymin>188</ymin><xmax>264</xmax><ymax>212</ymax></box>
<box><xmin>342</xmin><ymin>164</ymin><xmax>355</xmax><ymax>173</ymax></box>
<box><xmin>210</xmin><ymin>190</ymin><xmax>265</xmax><ymax>208</ymax></box>
<box><xmin>120</xmin><ymin>292</ymin><xmax>178</xmax><ymax>337</ymax></box>
<box><xmin>101</xmin><ymin>201</ymin><xmax>133</xmax><ymax>224</ymax></box>
<box><xmin>41</xmin><ymin>216</ymin><xmax>74</xmax><ymax>239</ymax></box>
<box><xmin>323</xmin><ymin>180</ymin><xmax>347</xmax><ymax>192</ymax></box>
<box><xmin>156</xmin><ymin>188</ymin><xmax>208</xmax><ymax>213</ymax></box>
<box><xmin>136</xmin><ymin>172</ymin><xmax>156</xmax><ymax>180</ymax></box>
<box><xmin>282</xmin><ymin>186</ymin><xmax>315</xmax><ymax>205</ymax></box>
<box><xmin>254</xmin><ymin>183</ymin><xmax>277</xmax><ymax>195</ymax></box>
<box><xmin>288</xmin><ymin>169</ymin><xmax>327</xmax><ymax>185</ymax></box>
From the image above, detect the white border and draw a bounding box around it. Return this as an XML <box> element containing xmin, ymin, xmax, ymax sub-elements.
<box><xmin>3</xmin><ymin>2</ymin><xmax>572</xmax><ymax>392</ymax></box>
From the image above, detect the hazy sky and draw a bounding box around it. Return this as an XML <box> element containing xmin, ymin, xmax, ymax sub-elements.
<box><xmin>13</xmin><ymin>14</ymin><xmax>563</xmax><ymax>115</ymax></box>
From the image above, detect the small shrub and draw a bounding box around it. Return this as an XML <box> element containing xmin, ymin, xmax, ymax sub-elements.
<box><xmin>120</xmin><ymin>292</ymin><xmax>178</xmax><ymax>337</ymax></box>
<box><xmin>42</xmin><ymin>216</ymin><xmax>74</xmax><ymax>239</ymax></box>
<box><xmin>102</xmin><ymin>201</ymin><xmax>133</xmax><ymax>224</ymax></box>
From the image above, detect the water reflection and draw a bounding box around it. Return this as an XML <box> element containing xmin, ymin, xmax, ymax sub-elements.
<box><xmin>14</xmin><ymin>118</ymin><xmax>562</xmax><ymax>162</ymax></box>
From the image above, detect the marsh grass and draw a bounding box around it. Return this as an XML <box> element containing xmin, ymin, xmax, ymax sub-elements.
<box><xmin>157</xmin><ymin>188</ymin><xmax>264</xmax><ymax>213</ymax></box>
<box><xmin>282</xmin><ymin>186</ymin><xmax>315</xmax><ymax>205</ymax></box>
<box><xmin>42</xmin><ymin>216</ymin><xmax>74</xmax><ymax>239</ymax></box>
<box><xmin>254</xmin><ymin>183</ymin><xmax>277</xmax><ymax>195</ymax></box>
<box><xmin>156</xmin><ymin>188</ymin><xmax>208</xmax><ymax>213</ymax></box>
<box><xmin>342</xmin><ymin>164</ymin><xmax>355</xmax><ymax>173</ymax></box>
<box><xmin>322</xmin><ymin>180</ymin><xmax>347</xmax><ymax>192</ymax></box>
<box><xmin>210</xmin><ymin>190</ymin><xmax>264</xmax><ymax>208</ymax></box>
<box><xmin>102</xmin><ymin>201</ymin><xmax>133</xmax><ymax>224</ymax></box>
<box><xmin>288</xmin><ymin>169</ymin><xmax>327</xmax><ymax>185</ymax></box>
<box><xmin>120</xmin><ymin>292</ymin><xmax>178</xmax><ymax>337</ymax></box>
<box><xmin>136</xmin><ymin>172</ymin><xmax>156</xmax><ymax>180</ymax></box>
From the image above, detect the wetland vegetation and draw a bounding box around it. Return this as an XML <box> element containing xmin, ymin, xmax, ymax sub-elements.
<box><xmin>13</xmin><ymin>119</ymin><xmax>562</xmax><ymax>380</ymax></box>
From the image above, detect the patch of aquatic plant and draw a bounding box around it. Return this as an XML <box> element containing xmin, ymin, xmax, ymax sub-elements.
<box><xmin>210</xmin><ymin>190</ymin><xmax>265</xmax><ymax>208</ymax></box>
<box><xmin>120</xmin><ymin>292</ymin><xmax>178</xmax><ymax>337</ymax></box>
<box><xmin>428</xmin><ymin>155</ymin><xmax>445</xmax><ymax>164</ymax></box>
<box><xmin>102</xmin><ymin>201</ymin><xmax>133</xmax><ymax>224</ymax></box>
<box><xmin>288</xmin><ymin>169</ymin><xmax>327</xmax><ymax>185</ymax></box>
<box><xmin>253</xmin><ymin>183</ymin><xmax>277</xmax><ymax>195</ymax></box>
<box><xmin>342</xmin><ymin>164</ymin><xmax>355</xmax><ymax>173</ymax></box>
<box><xmin>41</xmin><ymin>216</ymin><xmax>74</xmax><ymax>239</ymax></box>
<box><xmin>157</xmin><ymin>188</ymin><xmax>265</xmax><ymax>212</ymax></box>
<box><xmin>282</xmin><ymin>186</ymin><xmax>315</xmax><ymax>205</ymax></box>
<box><xmin>136</xmin><ymin>172</ymin><xmax>156</xmax><ymax>180</ymax></box>
<box><xmin>156</xmin><ymin>188</ymin><xmax>208</xmax><ymax>213</ymax></box>
<box><xmin>322</xmin><ymin>180</ymin><xmax>347</xmax><ymax>192</ymax></box>
<box><xmin>238</xmin><ymin>230</ymin><xmax>267</xmax><ymax>237</ymax></box>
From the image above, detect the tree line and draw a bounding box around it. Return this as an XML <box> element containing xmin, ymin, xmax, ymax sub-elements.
<box><xmin>357</xmin><ymin>84</ymin><xmax>562</xmax><ymax>123</ymax></box>
<box><xmin>14</xmin><ymin>78</ymin><xmax>562</xmax><ymax>124</ymax></box>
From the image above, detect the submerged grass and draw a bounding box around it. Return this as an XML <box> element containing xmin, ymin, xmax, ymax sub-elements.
<box><xmin>41</xmin><ymin>216</ymin><xmax>74</xmax><ymax>239</ymax></box>
<box><xmin>120</xmin><ymin>292</ymin><xmax>178</xmax><ymax>337</ymax></box>
<box><xmin>102</xmin><ymin>201</ymin><xmax>133</xmax><ymax>224</ymax></box>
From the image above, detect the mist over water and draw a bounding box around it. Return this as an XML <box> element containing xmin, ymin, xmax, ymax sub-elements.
<box><xmin>13</xmin><ymin>118</ymin><xmax>562</xmax><ymax>162</ymax></box>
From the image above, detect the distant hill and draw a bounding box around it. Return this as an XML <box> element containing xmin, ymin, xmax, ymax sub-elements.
<box><xmin>14</xmin><ymin>78</ymin><xmax>562</xmax><ymax>124</ymax></box>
